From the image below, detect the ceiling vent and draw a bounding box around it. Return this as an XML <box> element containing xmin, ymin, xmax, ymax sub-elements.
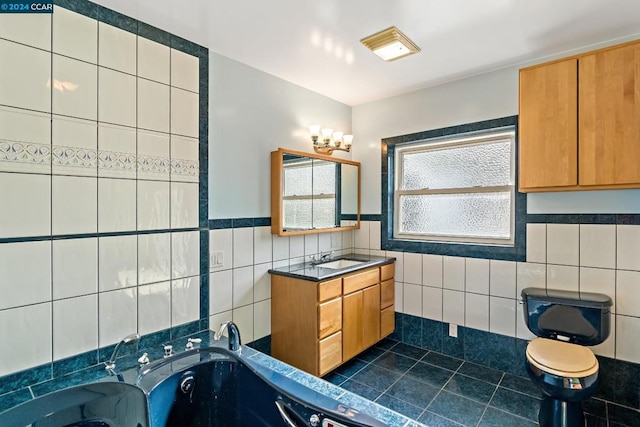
<box><xmin>360</xmin><ymin>26</ymin><xmax>420</xmax><ymax>61</ymax></box>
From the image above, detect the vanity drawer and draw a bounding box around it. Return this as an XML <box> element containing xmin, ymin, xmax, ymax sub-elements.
<box><xmin>380</xmin><ymin>279</ymin><xmax>394</xmax><ymax>309</ymax></box>
<box><xmin>319</xmin><ymin>331</ymin><xmax>342</xmax><ymax>375</ymax></box>
<box><xmin>343</xmin><ymin>268</ymin><xmax>379</xmax><ymax>294</ymax></box>
<box><xmin>318</xmin><ymin>278</ymin><xmax>342</xmax><ymax>302</ymax></box>
<box><xmin>381</xmin><ymin>264</ymin><xmax>395</xmax><ymax>281</ymax></box>
<box><xmin>318</xmin><ymin>297</ymin><xmax>342</xmax><ymax>339</ymax></box>
<box><xmin>380</xmin><ymin>305</ymin><xmax>395</xmax><ymax>338</ymax></box>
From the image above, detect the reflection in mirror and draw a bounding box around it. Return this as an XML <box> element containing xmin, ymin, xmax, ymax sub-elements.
<box><xmin>271</xmin><ymin>148</ymin><xmax>360</xmax><ymax>236</ymax></box>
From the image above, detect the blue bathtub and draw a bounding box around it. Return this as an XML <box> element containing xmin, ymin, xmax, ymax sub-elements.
<box><xmin>0</xmin><ymin>345</ymin><xmax>387</xmax><ymax>427</ymax></box>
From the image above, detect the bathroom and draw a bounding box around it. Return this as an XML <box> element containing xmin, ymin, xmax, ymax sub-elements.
<box><xmin>1</xmin><ymin>0</ymin><xmax>639</xmax><ymax>426</ymax></box>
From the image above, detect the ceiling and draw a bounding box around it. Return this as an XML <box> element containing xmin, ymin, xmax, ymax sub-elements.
<box><xmin>95</xmin><ymin>0</ymin><xmax>640</xmax><ymax>106</ymax></box>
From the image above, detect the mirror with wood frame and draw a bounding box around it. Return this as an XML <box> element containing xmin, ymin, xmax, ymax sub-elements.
<box><xmin>270</xmin><ymin>148</ymin><xmax>360</xmax><ymax>236</ymax></box>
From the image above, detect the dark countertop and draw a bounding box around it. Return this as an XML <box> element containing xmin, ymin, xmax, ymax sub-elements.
<box><xmin>268</xmin><ymin>253</ymin><xmax>395</xmax><ymax>281</ymax></box>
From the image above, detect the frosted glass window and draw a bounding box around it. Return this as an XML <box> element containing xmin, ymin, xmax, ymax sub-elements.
<box><xmin>282</xmin><ymin>158</ymin><xmax>336</xmax><ymax>230</ymax></box>
<box><xmin>395</xmin><ymin>129</ymin><xmax>515</xmax><ymax>245</ymax></box>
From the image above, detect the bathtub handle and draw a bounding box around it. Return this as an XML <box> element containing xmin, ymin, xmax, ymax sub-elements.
<box><xmin>274</xmin><ymin>399</ymin><xmax>301</xmax><ymax>427</ymax></box>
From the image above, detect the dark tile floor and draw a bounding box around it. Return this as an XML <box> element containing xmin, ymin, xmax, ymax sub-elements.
<box><xmin>322</xmin><ymin>338</ymin><xmax>636</xmax><ymax>427</ymax></box>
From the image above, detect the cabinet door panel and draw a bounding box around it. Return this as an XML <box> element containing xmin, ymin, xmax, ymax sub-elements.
<box><xmin>319</xmin><ymin>331</ymin><xmax>342</xmax><ymax>376</ymax></box>
<box><xmin>380</xmin><ymin>305</ymin><xmax>395</xmax><ymax>338</ymax></box>
<box><xmin>363</xmin><ymin>285</ymin><xmax>381</xmax><ymax>349</ymax></box>
<box><xmin>519</xmin><ymin>59</ymin><xmax>578</xmax><ymax>189</ymax></box>
<box><xmin>318</xmin><ymin>297</ymin><xmax>342</xmax><ymax>339</ymax></box>
<box><xmin>381</xmin><ymin>264</ymin><xmax>395</xmax><ymax>281</ymax></box>
<box><xmin>580</xmin><ymin>43</ymin><xmax>640</xmax><ymax>186</ymax></box>
<box><xmin>380</xmin><ymin>279</ymin><xmax>394</xmax><ymax>309</ymax></box>
<box><xmin>342</xmin><ymin>291</ymin><xmax>363</xmax><ymax>361</ymax></box>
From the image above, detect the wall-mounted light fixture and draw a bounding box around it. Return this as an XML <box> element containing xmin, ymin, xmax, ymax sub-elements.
<box><xmin>360</xmin><ymin>26</ymin><xmax>420</xmax><ymax>61</ymax></box>
<box><xmin>309</xmin><ymin>125</ymin><xmax>353</xmax><ymax>155</ymax></box>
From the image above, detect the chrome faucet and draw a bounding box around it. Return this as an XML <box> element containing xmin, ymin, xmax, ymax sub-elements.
<box><xmin>320</xmin><ymin>251</ymin><xmax>333</xmax><ymax>262</ymax></box>
<box><xmin>214</xmin><ymin>321</ymin><xmax>242</xmax><ymax>351</ymax></box>
<box><xmin>104</xmin><ymin>333</ymin><xmax>140</xmax><ymax>372</ymax></box>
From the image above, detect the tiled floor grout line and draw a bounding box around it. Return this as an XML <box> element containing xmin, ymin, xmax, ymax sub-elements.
<box><xmin>474</xmin><ymin>372</ymin><xmax>505</xmax><ymax>427</ymax></box>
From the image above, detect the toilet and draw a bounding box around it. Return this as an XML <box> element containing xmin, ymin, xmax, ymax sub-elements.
<box><xmin>521</xmin><ymin>287</ymin><xmax>612</xmax><ymax>427</ymax></box>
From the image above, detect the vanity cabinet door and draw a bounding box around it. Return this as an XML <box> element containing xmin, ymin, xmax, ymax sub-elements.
<box><xmin>519</xmin><ymin>58</ymin><xmax>578</xmax><ymax>190</ymax></box>
<box><xmin>362</xmin><ymin>285</ymin><xmax>380</xmax><ymax>349</ymax></box>
<box><xmin>342</xmin><ymin>291</ymin><xmax>363</xmax><ymax>361</ymax></box>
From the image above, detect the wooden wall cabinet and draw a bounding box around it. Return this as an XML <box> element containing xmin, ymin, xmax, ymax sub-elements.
<box><xmin>271</xmin><ymin>263</ymin><xmax>395</xmax><ymax>376</ymax></box>
<box><xmin>519</xmin><ymin>39</ymin><xmax>640</xmax><ymax>192</ymax></box>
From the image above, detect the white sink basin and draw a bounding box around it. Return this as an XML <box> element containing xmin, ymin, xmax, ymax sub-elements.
<box><xmin>316</xmin><ymin>259</ymin><xmax>366</xmax><ymax>269</ymax></box>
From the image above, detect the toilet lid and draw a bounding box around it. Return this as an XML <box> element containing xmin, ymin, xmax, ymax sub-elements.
<box><xmin>526</xmin><ymin>338</ymin><xmax>598</xmax><ymax>378</ymax></box>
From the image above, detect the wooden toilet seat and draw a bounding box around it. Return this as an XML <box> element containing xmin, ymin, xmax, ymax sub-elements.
<box><xmin>526</xmin><ymin>338</ymin><xmax>598</xmax><ymax>378</ymax></box>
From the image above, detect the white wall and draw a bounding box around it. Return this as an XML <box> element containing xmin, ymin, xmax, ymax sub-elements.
<box><xmin>352</xmin><ymin>66</ymin><xmax>640</xmax><ymax>214</ymax></box>
<box><xmin>352</xmin><ymin>67</ymin><xmax>519</xmax><ymax>214</ymax></box>
<box><xmin>208</xmin><ymin>53</ymin><xmax>352</xmax><ymax>219</ymax></box>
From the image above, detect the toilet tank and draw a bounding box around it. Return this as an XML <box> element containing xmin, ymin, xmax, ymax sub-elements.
<box><xmin>521</xmin><ymin>287</ymin><xmax>612</xmax><ymax>346</ymax></box>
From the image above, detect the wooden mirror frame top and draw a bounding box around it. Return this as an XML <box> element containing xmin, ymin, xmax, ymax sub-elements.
<box><xmin>270</xmin><ymin>147</ymin><xmax>361</xmax><ymax>236</ymax></box>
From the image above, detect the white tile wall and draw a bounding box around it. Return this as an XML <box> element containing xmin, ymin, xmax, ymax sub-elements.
<box><xmin>547</xmin><ymin>224</ymin><xmax>579</xmax><ymax>266</ymax></box>
<box><xmin>98</xmin><ymin>178</ymin><xmax>137</xmax><ymax>232</ymax></box>
<box><xmin>170</xmin><ymin>88</ymin><xmax>199</xmax><ymax>138</ymax></box>
<box><xmin>138</xmin><ymin>233</ymin><xmax>171</xmax><ymax>285</ymax></box>
<box><xmin>0</xmin><ymin>303</ymin><xmax>51</xmax><ymax>376</ymax></box>
<box><xmin>0</xmin><ymin>40</ymin><xmax>51</xmax><ymax>112</ymax></box>
<box><xmin>138</xmin><ymin>281</ymin><xmax>171</xmax><ymax>335</ymax></box>
<box><xmin>0</xmin><ymin>173</ymin><xmax>50</xmax><ymax>238</ymax></box>
<box><xmin>0</xmin><ymin>5</ymin><xmax>204</xmax><ymax>378</ymax></box>
<box><xmin>0</xmin><ymin>13</ymin><xmax>51</xmax><ymax>50</ymax></box>
<box><xmin>53</xmin><ymin>295</ymin><xmax>98</xmax><ymax>360</ymax></box>
<box><xmin>98</xmin><ymin>287</ymin><xmax>137</xmax><ymax>347</ymax></box>
<box><xmin>404</xmin><ymin>252</ymin><xmax>422</xmax><ymax>285</ymax></box>
<box><xmin>52</xmin><ymin>238</ymin><xmax>98</xmax><ymax>299</ymax></box>
<box><xmin>98</xmin><ymin>23</ymin><xmax>136</xmax><ymax>74</ymax></box>
<box><xmin>580</xmin><ymin>224</ymin><xmax>616</xmax><ymax>269</ymax></box>
<box><xmin>443</xmin><ymin>256</ymin><xmax>465</xmax><ymax>291</ymax></box>
<box><xmin>489</xmin><ymin>260</ymin><xmax>516</xmax><ymax>298</ymax></box>
<box><xmin>422</xmin><ymin>286</ymin><xmax>443</xmax><ymax>321</ymax></box>
<box><xmin>138</xmin><ymin>78</ymin><xmax>170</xmax><ymax>133</ymax></box>
<box><xmin>273</xmin><ymin>234</ymin><xmax>289</xmax><ymax>261</ymax></box>
<box><xmin>210</xmin><ymin>270</ymin><xmax>233</xmax><ymax>315</ymax></box>
<box><xmin>547</xmin><ymin>264</ymin><xmax>579</xmax><ymax>292</ymax></box>
<box><xmin>233</xmin><ymin>266</ymin><xmax>253</xmax><ymax>308</ymax></box>
<box><xmin>254</xmin><ymin>226</ymin><xmax>273</xmax><ymax>265</ymax></box>
<box><xmin>98</xmin><ymin>68</ymin><xmax>136</xmax><ymax>127</ymax></box>
<box><xmin>526</xmin><ymin>223</ymin><xmax>546</xmax><ymax>263</ymax></box>
<box><xmin>171</xmin><ymin>48</ymin><xmax>199</xmax><ymax>93</ymax></box>
<box><xmin>465</xmin><ymin>258</ymin><xmax>489</xmax><ymax>295</ymax></box>
<box><xmin>52</xmin><ymin>55</ymin><xmax>97</xmax><ymax>120</ymax></box>
<box><xmin>465</xmin><ymin>293</ymin><xmax>488</xmax><ymax>331</ymax></box>
<box><xmin>617</xmin><ymin>225</ymin><xmax>640</xmax><ymax>271</ymax></box>
<box><xmin>52</xmin><ymin>7</ymin><xmax>97</xmax><ymax>62</ymax></box>
<box><xmin>403</xmin><ymin>283</ymin><xmax>422</xmax><ymax>316</ymax></box>
<box><xmin>137</xmin><ymin>181</ymin><xmax>170</xmax><ymax>230</ymax></box>
<box><xmin>171</xmin><ymin>276</ymin><xmax>200</xmax><ymax>325</ymax></box>
<box><xmin>98</xmin><ymin>235</ymin><xmax>137</xmax><ymax>292</ymax></box>
<box><xmin>254</xmin><ymin>299</ymin><xmax>271</xmax><ymax>340</ymax></box>
<box><xmin>350</xmin><ymin>220</ymin><xmax>640</xmax><ymax>368</ymax></box>
<box><xmin>0</xmin><ymin>241</ymin><xmax>51</xmax><ymax>310</ymax></box>
<box><xmin>422</xmin><ymin>254</ymin><xmax>442</xmax><ymax>287</ymax></box>
<box><xmin>210</xmin><ymin>229</ymin><xmax>233</xmax><ymax>271</ymax></box>
<box><xmin>52</xmin><ymin>175</ymin><xmax>97</xmax><ymax>235</ymax></box>
<box><xmin>233</xmin><ymin>304</ymin><xmax>254</xmax><ymax>343</ymax></box>
<box><xmin>52</xmin><ymin>115</ymin><xmax>97</xmax><ymax>177</ymax></box>
<box><xmin>233</xmin><ymin>227</ymin><xmax>254</xmax><ymax>268</ymax></box>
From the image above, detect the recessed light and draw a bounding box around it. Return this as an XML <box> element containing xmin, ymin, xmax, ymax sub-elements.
<box><xmin>360</xmin><ymin>26</ymin><xmax>420</xmax><ymax>61</ymax></box>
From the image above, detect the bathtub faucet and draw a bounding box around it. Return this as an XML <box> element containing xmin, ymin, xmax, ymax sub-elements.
<box><xmin>215</xmin><ymin>321</ymin><xmax>242</xmax><ymax>351</ymax></box>
<box><xmin>104</xmin><ymin>333</ymin><xmax>140</xmax><ymax>372</ymax></box>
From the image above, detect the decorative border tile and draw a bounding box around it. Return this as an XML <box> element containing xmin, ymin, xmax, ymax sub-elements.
<box><xmin>51</xmin><ymin>145</ymin><xmax>98</xmax><ymax>170</ymax></box>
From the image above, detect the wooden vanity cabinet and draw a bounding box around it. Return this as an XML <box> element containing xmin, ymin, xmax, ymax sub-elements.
<box><xmin>519</xmin><ymin>39</ymin><xmax>640</xmax><ymax>192</ymax></box>
<box><xmin>271</xmin><ymin>263</ymin><xmax>395</xmax><ymax>376</ymax></box>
